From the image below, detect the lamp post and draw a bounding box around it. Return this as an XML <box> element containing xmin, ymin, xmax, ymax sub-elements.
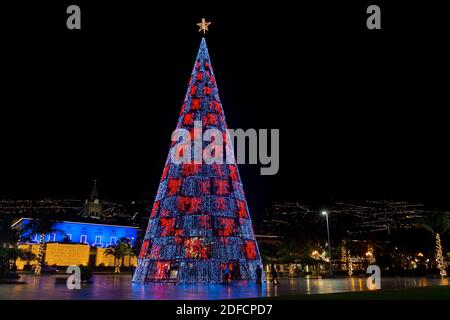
<box><xmin>322</xmin><ymin>210</ymin><xmax>333</xmax><ymax>277</ymax></box>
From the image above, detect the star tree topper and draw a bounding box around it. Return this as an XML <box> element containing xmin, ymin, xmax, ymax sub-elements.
<box><xmin>197</xmin><ymin>18</ymin><xmax>211</xmax><ymax>34</ymax></box>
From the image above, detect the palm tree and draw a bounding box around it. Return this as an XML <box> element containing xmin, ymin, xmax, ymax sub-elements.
<box><xmin>7</xmin><ymin>247</ymin><xmax>37</xmax><ymax>272</ymax></box>
<box><xmin>19</xmin><ymin>250</ymin><xmax>37</xmax><ymax>270</ymax></box>
<box><xmin>104</xmin><ymin>243</ymin><xmax>129</xmax><ymax>273</ymax></box>
<box><xmin>0</xmin><ymin>247</ymin><xmax>10</xmax><ymax>274</ymax></box>
<box><xmin>0</xmin><ymin>218</ymin><xmax>20</xmax><ymax>248</ymax></box>
<box><xmin>116</xmin><ymin>237</ymin><xmax>135</xmax><ymax>268</ymax></box>
<box><xmin>0</xmin><ymin>218</ymin><xmax>22</xmax><ymax>274</ymax></box>
<box><xmin>417</xmin><ymin>211</ymin><xmax>450</xmax><ymax>277</ymax></box>
<box><xmin>22</xmin><ymin>217</ymin><xmax>59</xmax><ymax>275</ymax></box>
<box><xmin>0</xmin><ymin>219</ymin><xmax>37</xmax><ymax>274</ymax></box>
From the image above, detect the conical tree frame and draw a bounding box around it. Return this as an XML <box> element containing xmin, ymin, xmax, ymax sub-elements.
<box><xmin>132</xmin><ymin>38</ymin><xmax>264</xmax><ymax>284</ymax></box>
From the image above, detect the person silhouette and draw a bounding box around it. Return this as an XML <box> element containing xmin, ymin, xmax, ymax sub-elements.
<box><xmin>223</xmin><ymin>265</ymin><xmax>230</xmax><ymax>284</ymax></box>
<box><xmin>255</xmin><ymin>265</ymin><xmax>262</xmax><ymax>286</ymax></box>
<box><xmin>270</xmin><ymin>263</ymin><xmax>279</xmax><ymax>285</ymax></box>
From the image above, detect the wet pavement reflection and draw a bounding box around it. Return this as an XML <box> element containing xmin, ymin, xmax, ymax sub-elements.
<box><xmin>0</xmin><ymin>274</ymin><xmax>448</xmax><ymax>300</ymax></box>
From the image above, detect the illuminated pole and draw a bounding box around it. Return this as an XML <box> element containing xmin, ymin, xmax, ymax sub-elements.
<box><xmin>322</xmin><ymin>211</ymin><xmax>333</xmax><ymax>277</ymax></box>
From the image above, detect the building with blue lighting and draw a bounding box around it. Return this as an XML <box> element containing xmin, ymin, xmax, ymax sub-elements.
<box><xmin>12</xmin><ymin>218</ymin><xmax>138</xmax><ymax>248</ymax></box>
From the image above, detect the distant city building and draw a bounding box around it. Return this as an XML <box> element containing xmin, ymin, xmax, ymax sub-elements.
<box><xmin>332</xmin><ymin>201</ymin><xmax>426</xmax><ymax>235</ymax></box>
<box><xmin>11</xmin><ymin>218</ymin><xmax>140</xmax><ymax>270</ymax></box>
<box><xmin>0</xmin><ymin>196</ymin><xmax>150</xmax><ymax>230</ymax></box>
<box><xmin>0</xmin><ymin>199</ymin><xmax>83</xmax><ymax>216</ymax></box>
<box><xmin>256</xmin><ymin>200</ymin><xmax>444</xmax><ymax>237</ymax></box>
<box><xmin>84</xmin><ymin>180</ymin><xmax>103</xmax><ymax>219</ymax></box>
<box><xmin>256</xmin><ymin>202</ymin><xmax>312</xmax><ymax>236</ymax></box>
<box><xmin>12</xmin><ymin>218</ymin><xmax>138</xmax><ymax>247</ymax></box>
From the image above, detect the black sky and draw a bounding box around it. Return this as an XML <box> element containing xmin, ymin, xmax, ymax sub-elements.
<box><xmin>1</xmin><ymin>1</ymin><xmax>449</xmax><ymax>216</ymax></box>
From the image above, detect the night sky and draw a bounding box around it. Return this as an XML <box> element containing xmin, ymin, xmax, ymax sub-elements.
<box><xmin>1</xmin><ymin>1</ymin><xmax>449</xmax><ymax>216</ymax></box>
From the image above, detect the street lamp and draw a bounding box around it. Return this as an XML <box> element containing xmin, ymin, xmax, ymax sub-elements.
<box><xmin>321</xmin><ymin>210</ymin><xmax>333</xmax><ymax>277</ymax></box>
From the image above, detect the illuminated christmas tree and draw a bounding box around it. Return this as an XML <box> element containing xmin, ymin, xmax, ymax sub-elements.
<box><xmin>132</xmin><ymin>36</ymin><xmax>264</xmax><ymax>284</ymax></box>
<box><xmin>435</xmin><ymin>233</ymin><xmax>447</xmax><ymax>278</ymax></box>
<box><xmin>340</xmin><ymin>240</ymin><xmax>347</xmax><ymax>271</ymax></box>
<box><xmin>348</xmin><ymin>255</ymin><xmax>353</xmax><ymax>277</ymax></box>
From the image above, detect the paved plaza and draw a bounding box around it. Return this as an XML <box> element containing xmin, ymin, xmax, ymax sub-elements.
<box><xmin>0</xmin><ymin>274</ymin><xmax>448</xmax><ymax>300</ymax></box>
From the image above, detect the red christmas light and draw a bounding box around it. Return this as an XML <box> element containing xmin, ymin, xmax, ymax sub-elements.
<box><xmin>183</xmin><ymin>113</ymin><xmax>194</xmax><ymax>125</ymax></box>
<box><xmin>243</xmin><ymin>240</ymin><xmax>257</xmax><ymax>260</ymax></box>
<box><xmin>167</xmin><ymin>178</ymin><xmax>182</xmax><ymax>196</ymax></box>
<box><xmin>236</xmin><ymin>200</ymin><xmax>248</xmax><ymax>218</ymax></box>
<box><xmin>150</xmin><ymin>201</ymin><xmax>160</xmax><ymax>219</ymax></box>
<box><xmin>182</xmin><ymin>163</ymin><xmax>202</xmax><ymax>176</ymax></box>
<box><xmin>203</xmin><ymin>86</ymin><xmax>212</xmax><ymax>95</ymax></box>
<box><xmin>203</xmin><ymin>113</ymin><xmax>218</xmax><ymax>126</ymax></box>
<box><xmin>219</xmin><ymin>218</ymin><xmax>235</xmax><ymax>237</ymax></box>
<box><xmin>190</xmin><ymin>85</ymin><xmax>197</xmax><ymax>96</ymax></box>
<box><xmin>160</xmin><ymin>218</ymin><xmax>176</xmax><ymax>236</ymax></box>
<box><xmin>139</xmin><ymin>240</ymin><xmax>150</xmax><ymax>259</ymax></box>
<box><xmin>190</xmin><ymin>98</ymin><xmax>201</xmax><ymax>110</ymax></box>
<box><xmin>229</xmin><ymin>165</ymin><xmax>238</xmax><ymax>181</ymax></box>
<box><xmin>214</xmin><ymin>179</ymin><xmax>229</xmax><ymax>195</ymax></box>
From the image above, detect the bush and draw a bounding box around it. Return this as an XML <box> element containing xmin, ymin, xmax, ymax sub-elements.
<box><xmin>78</xmin><ymin>265</ymin><xmax>93</xmax><ymax>282</ymax></box>
<box><xmin>0</xmin><ymin>272</ymin><xmax>20</xmax><ymax>279</ymax></box>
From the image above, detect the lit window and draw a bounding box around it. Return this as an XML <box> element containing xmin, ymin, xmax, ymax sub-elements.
<box><xmin>46</xmin><ymin>233</ymin><xmax>56</xmax><ymax>242</ymax></box>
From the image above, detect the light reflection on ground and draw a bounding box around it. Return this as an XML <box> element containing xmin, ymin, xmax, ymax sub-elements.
<box><xmin>0</xmin><ymin>274</ymin><xmax>448</xmax><ymax>300</ymax></box>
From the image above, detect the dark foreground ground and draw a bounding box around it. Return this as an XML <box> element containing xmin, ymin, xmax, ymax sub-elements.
<box><xmin>262</xmin><ymin>285</ymin><xmax>450</xmax><ymax>300</ymax></box>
